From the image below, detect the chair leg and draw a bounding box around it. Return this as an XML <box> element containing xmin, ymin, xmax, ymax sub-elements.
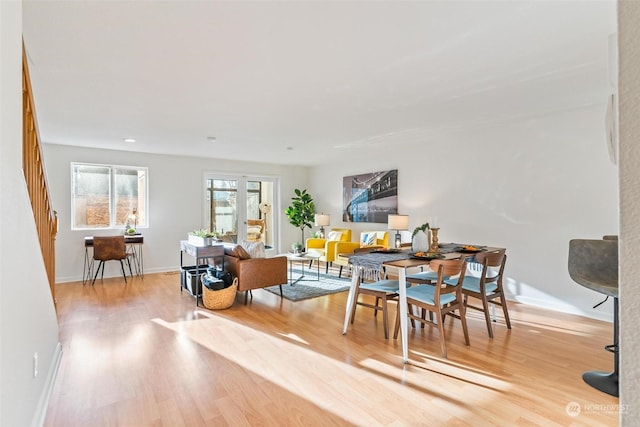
<box><xmin>382</xmin><ymin>297</ymin><xmax>389</xmax><ymax>339</ymax></box>
<box><xmin>499</xmin><ymin>293</ymin><xmax>512</xmax><ymax>329</ymax></box>
<box><xmin>338</xmin><ymin>266</ymin><xmax>343</xmax><ymax>278</ymax></box>
<box><xmin>91</xmin><ymin>261</ymin><xmax>104</xmax><ymax>285</ymax></box>
<box><xmin>325</xmin><ymin>263</ymin><xmax>329</xmax><ymax>274</ymax></box>
<box><xmin>409</xmin><ymin>303</ymin><xmax>416</xmax><ymax>328</ymax></box>
<box><xmin>459</xmin><ymin>302</ymin><xmax>470</xmax><ymax>346</ymax></box>
<box><xmin>126</xmin><ymin>257</ymin><xmax>133</xmax><ymax>277</ymax></box>
<box><xmin>393</xmin><ymin>308</ymin><xmax>400</xmax><ymax>339</ymax></box>
<box><xmin>374</xmin><ymin>297</ymin><xmax>380</xmax><ymax>317</ymax></box>
<box><xmin>436</xmin><ymin>307</ymin><xmax>448</xmax><ymax>358</ymax></box>
<box><xmin>481</xmin><ymin>295</ymin><xmax>494</xmax><ymax>338</ymax></box>
<box><xmin>119</xmin><ymin>260</ymin><xmax>128</xmax><ymax>283</ymax></box>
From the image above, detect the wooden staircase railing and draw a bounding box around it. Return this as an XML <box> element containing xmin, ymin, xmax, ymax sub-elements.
<box><xmin>22</xmin><ymin>45</ymin><xmax>58</xmax><ymax>304</ymax></box>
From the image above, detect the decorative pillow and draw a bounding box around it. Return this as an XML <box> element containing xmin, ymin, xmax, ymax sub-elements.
<box><xmin>222</xmin><ymin>243</ymin><xmax>237</xmax><ymax>256</ymax></box>
<box><xmin>224</xmin><ymin>243</ymin><xmax>251</xmax><ymax>260</ymax></box>
<box><xmin>361</xmin><ymin>232</ymin><xmax>377</xmax><ymax>247</ymax></box>
<box><xmin>241</xmin><ymin>240</ymin><xmax>265</xmax><ymax>258</ymax></box>
<box><xmin>327</xmin><ymin>231</ymin><xmax>343</xmax><ymax>241</ymax></box>
<box><xmin>247</xmin><ymin>225</ymin><xmax>262</xmax><ymax>234</ymax></box>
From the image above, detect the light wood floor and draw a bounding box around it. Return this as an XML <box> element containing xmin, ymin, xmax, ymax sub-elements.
<box><xmin>45</xmin><ymin>269</ymin><xmax>619</xmax><ymax>426</ymax></box>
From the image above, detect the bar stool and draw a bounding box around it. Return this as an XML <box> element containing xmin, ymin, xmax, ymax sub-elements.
<box><xmin>568</xmin><ymin>236</ymin><xmax>618</xmax><ymax>397</ymax></box>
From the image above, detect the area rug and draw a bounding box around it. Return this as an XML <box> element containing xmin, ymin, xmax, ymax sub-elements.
<box><xmin>264</xmin><ymin>269</ymin><xmax>351</xmax><ymax>301</ymax></box>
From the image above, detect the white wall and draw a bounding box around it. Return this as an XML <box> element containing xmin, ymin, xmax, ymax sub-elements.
<box><xmin>310</xmin><ymin>104</ymin><xmax>619</xmax><ymax>321</ymax></box>
<box><xmin>1</xmin><ymin>2</ymin><xmax>61</xmax><ymax>426</ymax></box>
<box><xmin>619</xmin><ymin>1</ymin><xmax>640</xmax><ymax>424</ymax></box>
<box><xmin>42</xmin><ymin>144</ymin><xmax>308</xmax><ymax>282</ymax></box>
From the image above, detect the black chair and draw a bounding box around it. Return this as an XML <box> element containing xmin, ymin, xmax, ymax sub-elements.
<box><xmin>568</xmin><ymin>236</ymin><xmax>618</xmax><ymax>397</ymax></box>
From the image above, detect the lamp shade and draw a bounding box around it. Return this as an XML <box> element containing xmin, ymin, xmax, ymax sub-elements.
<box><xmin>388</xmin><ymin>214</ymin><xmax>409</xmax><ymax>231</ymax></box>
<box><xmin>315</xmin><ymin>213</ymin><xmax>330</xmax><ymax>227</ymax></box>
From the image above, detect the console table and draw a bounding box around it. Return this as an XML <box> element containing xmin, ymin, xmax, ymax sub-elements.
<box><xmin>179</xmin><ymin>240</ymin><xmax>225</xmax><ymax>308</ymax></box>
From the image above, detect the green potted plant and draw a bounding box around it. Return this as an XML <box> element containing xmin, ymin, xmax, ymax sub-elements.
<box><xmin>285</xmin><ymin>188</ymin><xmax>315</xmax><ymax>251</ymax></box>
<box><xmin>188</xmin><ymin>229</ymin><xmax>218</xmax><ymax>246</ymax></box>
<box><xmin>291</xmin><ymin>242</ymin><xmax>303</xmax><ymax>254</ymax></box>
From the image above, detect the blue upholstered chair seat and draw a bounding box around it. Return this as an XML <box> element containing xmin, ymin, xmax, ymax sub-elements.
<box><xmin>360</xmin><ymin>279</ymin><xmax>409</xmax><ymax>293</ymax></box>
<box><xmin>405</xmin><ymin>284</ymin><xmax>457</xmax><ymax>306</ymax></box>
<box><xmin>352</xmin><ymin>279</ymin><xmax>411</xmax><ymax>339</ymax></box>
<box><xmin>445</xmin><ymin>276</ymin><xmax>498</xmax><ymax>294</ymax></box>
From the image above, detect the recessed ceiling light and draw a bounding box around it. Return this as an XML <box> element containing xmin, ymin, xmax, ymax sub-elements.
<box><xmin>123</xmin><ymin>138</ymin><xmax>136</xmax><ymax>143</ymax></box>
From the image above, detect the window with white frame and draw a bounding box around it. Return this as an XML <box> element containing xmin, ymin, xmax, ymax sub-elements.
<box><xmin>71</xmin><ymin>163</ymin><xmax>148</xmax><ymax>230</ymax></box>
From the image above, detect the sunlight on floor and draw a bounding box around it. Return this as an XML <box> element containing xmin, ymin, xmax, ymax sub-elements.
<box><xmin>151</xmin><ymin>311</ymin><xmax>511</xmax><ymax>424</ymax></box>
<box><xmin>276</xmin><ymin>332</ymin><xmax>310</xmax><ymax>345</ymax></box>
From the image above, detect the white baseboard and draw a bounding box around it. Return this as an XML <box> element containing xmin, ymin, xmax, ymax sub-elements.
<box><xmin>509</xmin><ymin>294</ymin><xmax>614</xmax><ymax>322</ymax></box>
<box><xmin>31</xmin><ymin>342</ymin><xmax>63</xmax><ymax>427</ymax></box>
<box><xmin>56</xmin><ymin>266</ymin><xmax>179</xmax><ymax>283</ymax></box>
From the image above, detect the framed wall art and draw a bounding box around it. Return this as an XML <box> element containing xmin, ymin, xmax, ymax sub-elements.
<box><xmin>342</xmin><ymin>169</ymin><xmax>398</xmax><ymax>223</ymax></box>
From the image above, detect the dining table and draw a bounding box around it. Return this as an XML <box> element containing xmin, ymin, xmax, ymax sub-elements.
<box><xmin>342</xmin><ymin>243</ymin><xmax>506</xmax><ymax>363</ymax></box>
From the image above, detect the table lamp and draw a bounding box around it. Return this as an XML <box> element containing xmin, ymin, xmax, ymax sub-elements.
<box><xmin>388</xmin><ymin>214</ymin><xmax>409</xmax><ymax>248</ymax></box>
<box><xmin>126</xmin><ymin>208</ymin><xmax>137</xmax><ymax>231</ymax></box>
<box><xmin>259</xmin><ymin>202</ymin><xmax>272</xmax><ymax>243</ymax></box>
<box><xmin>314</xmin><ymin>213</ymin><xmax>330</xmax><ymax>239</ymax></box>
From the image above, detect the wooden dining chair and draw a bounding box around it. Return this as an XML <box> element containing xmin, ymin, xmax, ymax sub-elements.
<box><xmin>349</xmin><ymin>247</ymin><xmax>403</xmax><ymax>339</ymax></box>
<box><xmin>394</xmin><ymin>258</ymin><xmax>469</xmax><ymax>358</ymax></box>
<box><xmin>459</xmin><ymin>251</ymin><xmax>510</xmax><ymax>338</ymax></box>
<box><xmin>91</xmin><ymin>236</ymin><xmax>131</xmax><ymax>285</ymax></box>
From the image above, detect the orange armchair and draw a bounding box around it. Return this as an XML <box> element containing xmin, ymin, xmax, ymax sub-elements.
<box><xmin>306</xmin><ymin>228</ymin><xmax>352</xmax><ymax>273</ymax></box>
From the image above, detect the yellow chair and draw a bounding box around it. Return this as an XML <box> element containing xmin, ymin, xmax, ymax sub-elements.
<box><xmin>334</xmin><ymin>231</ymin><xmax>389</xmax><ymax>278</ymax></box>
<box><xmin>305</xmin><ymin>228</ymin><xmax>352</xmax><ymax>273</ymax></box>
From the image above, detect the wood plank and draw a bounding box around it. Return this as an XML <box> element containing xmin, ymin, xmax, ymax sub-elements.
<box><xmin>44</xmin><ymin>270</ymin><xmax>619</xmax><ymax>426</ymax></box>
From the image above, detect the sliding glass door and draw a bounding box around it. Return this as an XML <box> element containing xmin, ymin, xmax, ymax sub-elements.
<box><xmin>204</xmin><ymin>173</ymin><xmax>278</xmax><ymax>251</ymax></box>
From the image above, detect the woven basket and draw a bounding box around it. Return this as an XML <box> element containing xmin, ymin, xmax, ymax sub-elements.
<box><xmin>203</xmin><ymin>277</ymin><xmax>238</xmax><ymax>310</ymax></box>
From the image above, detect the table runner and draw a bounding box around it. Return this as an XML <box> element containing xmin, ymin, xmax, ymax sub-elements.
<box><xmin>348</xmin><ymin>252</ymin><xmax>409</xmax><ymax>281</ymax></box>
<box><xmin>348</xmin><ymin>243</ymin><xmax>488</xmax><ymax>280</ymax></box>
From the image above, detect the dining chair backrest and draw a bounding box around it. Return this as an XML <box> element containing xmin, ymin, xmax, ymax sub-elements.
<box><xmin>474</xmin><ymin>251</ymin><xmax>506</xmax><ymax>282</ymax></box>
<box><xmin>431</xmin><ymin>258</ymin><xmax>466</xmax><ymax>295</ymax></box>
<box><xmin>93</xmin><ymin>236</ymin><xmax>127</xmax><ymax>261</ymax></box>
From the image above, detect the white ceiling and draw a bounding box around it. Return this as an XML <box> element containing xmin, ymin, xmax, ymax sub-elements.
<box><xmin>22</xmin><ymin>0</ymin><xmax>617</xmax><ymax>166</ymax></box>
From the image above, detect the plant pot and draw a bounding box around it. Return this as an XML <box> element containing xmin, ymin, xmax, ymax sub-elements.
<box><xmin>188</xmin><ymin>235</ymin><xmax>213</xmax><ymax>246</ymax></box>
<box><xmin>412</xmin><ymin>231</ymin><xmax>429</xmax><ymax>252</ymax></box>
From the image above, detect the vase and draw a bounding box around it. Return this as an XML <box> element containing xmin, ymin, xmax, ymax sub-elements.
<box><xmin>412</xmin><ymin>231</ymin><xmax>429</xmax><ymax>252</ymax></box>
